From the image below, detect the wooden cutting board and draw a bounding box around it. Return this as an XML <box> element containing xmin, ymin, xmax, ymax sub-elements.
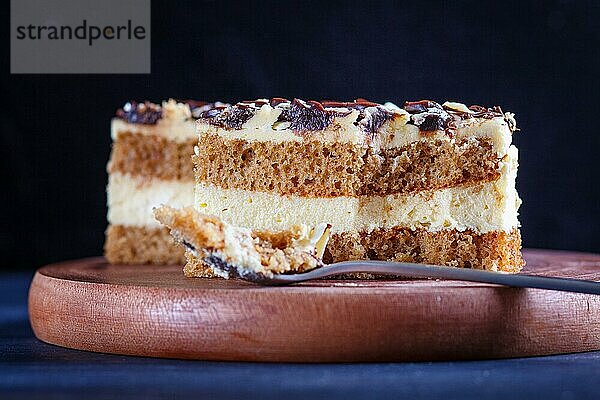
<box><xmin>29</xmin><ymin>249</ymin><xmax>600</xmax><ymax>362</ymax></box>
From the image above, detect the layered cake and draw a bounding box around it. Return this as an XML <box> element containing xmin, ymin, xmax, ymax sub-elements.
<box><xmin>105</xmin><ymin>99</ymin><xmax>221</xmax><ymax>264</ymax></box>
<box><xmin>164</xmin><ymin>98</ymin><xmax>523</xmax><ymax>277</ymax></box>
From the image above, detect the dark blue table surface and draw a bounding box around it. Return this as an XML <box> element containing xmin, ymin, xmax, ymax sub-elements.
<box><xmin>1</xmin><ymin>272</ymin><xmax>599</xmax><ymax>400</ymax></box>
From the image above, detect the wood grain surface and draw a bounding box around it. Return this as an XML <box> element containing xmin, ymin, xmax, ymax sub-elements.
<box><xmin>28</xmin><ymin>249</ymin><xmax>600</xmax><ymax>362</ymax></box>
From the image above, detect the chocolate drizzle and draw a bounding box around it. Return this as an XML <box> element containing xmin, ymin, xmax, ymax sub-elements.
<box><xmin>116</xmin><ymin>101</ymin><xmax>162</xmax><ymax>125</ymax></box>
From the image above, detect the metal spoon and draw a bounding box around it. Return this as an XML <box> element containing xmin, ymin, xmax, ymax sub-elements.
<box><xmin>215</xmin><ymin>259</ymin><xmax>600</xmax><ymax>294</ymax></box>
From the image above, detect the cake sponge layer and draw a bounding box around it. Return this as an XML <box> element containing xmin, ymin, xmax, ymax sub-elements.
<box><xmin>326</xmin><ymin>228</ymin><xmax>523</xmax><ymax>272</ymax></box>
<box><xmin>105</xmin><ymin>224</ymin><xmax>185</xmax><ymax>265</ymax></box>
<box><xmin>195</xmin><ymin>134</ymin><xmax>500</xmax><ymax>197</ymax></box>
<box><xmin>182</xmin><ymin>227</ymin><xmax>523</xmax><ymax>276</ymax></box>
<box><xmin>109</xmin><ymin>132</ymin><xmax>196</xmax><ymax>180</ymax></box>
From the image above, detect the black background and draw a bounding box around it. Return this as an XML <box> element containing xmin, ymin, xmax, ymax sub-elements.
<box><xmin>2</xmin><ymin>0</ymin><xmax>599</xmax><ymax>270</ymax></box>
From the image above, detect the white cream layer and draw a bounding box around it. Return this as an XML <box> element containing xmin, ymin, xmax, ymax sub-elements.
<box><xmin>198</xmin><ymin>105</ymin><xmax>513</xmax><ymax>156</ymax></box>
<box><xmin>111</xmin><ymin>119</ymin><xmax>196</xmax><ymax>143</ymax></box>
<box><xmin>107</xmin><ymin>173</ymin><xmax>194</xmax><ymax>227</ymax></box>
<box><xmin>194</xmin><ymin>146</ymin><xmax>521</xmax><ymax>234</ymax></box>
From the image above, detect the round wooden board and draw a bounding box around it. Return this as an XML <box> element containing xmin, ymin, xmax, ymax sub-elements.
<box><xmin>29</xmin><ymin>249</ymin><xmax>600</xmax><ymax>362</ymax></box>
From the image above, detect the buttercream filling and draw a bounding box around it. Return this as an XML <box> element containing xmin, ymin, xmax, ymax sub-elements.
<box><xmin>107</xmin><ymin>173</ymin><xmax>194</xmax><ymax>227</ymax></box>
<box><xmin>111</xmin><ymin>118</ymin><xmax>196</xmax><ymax>143</ymax></box>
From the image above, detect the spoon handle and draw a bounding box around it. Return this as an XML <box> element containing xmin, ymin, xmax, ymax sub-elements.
<box><xmin>268</xmin><ymin>261</ymin><xmax>600</xmax><ymax>294</ymax></box>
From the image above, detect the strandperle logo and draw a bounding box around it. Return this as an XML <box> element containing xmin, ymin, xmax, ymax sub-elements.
<box><xmin>11</xmin><ymin>0</ymin><xmax>150</xmax><ymax>74</ymax></box>
<box><xmin>15</xmin><ymin>19</ymin><xmax>147</xmax><ymax>47</ymax></box>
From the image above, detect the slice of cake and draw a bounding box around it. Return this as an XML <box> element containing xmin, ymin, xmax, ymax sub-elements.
<box><xmin>154</xmin><ymin>205</ymin><xmax>331</xmax><ymax>279</ymax></box>
<box><xmin>176</xmin><ymin>98</ymin><xmax>523</xmax><ymax>277</ymax></box>
<box><xmin>105</xmin><ymin>99</ymin><xmax>222</xmax><ymax>264</ymax></box>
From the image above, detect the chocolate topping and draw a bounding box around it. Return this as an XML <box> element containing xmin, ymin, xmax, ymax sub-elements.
<box><xmin>199</xmin><ymin>105</ymin><xmax>254</xmax><ymax>129</ymax></box>
<box><xmin>224</xmin><ymin>107</ymin><xmax>256</xmax><ymax>129</ymax></box>
<box><xmin>320</xmin><ymin>98</ymin><xmax>379</xmax><ymax>109</ymax></box>
<box><xmin>270</xmin><ymin>97</ymin><xmax>289</xmax><ymax>107</ymax></box>
<box><xmin>116</xmin><ymin>101</ymin><xmax>162</xmax><ymax>125</ymax></box>
<box><xmin>356</xmin><ymin>106</ymin><xmax>394</xmax><ymax>134</ymax></box>
<box><xmin>199</xmin><ymin>98</ymin><xmax>395</xmax><ymax>134</ymax></box>
<box><xmin>403</xmin><ymin>100</ymin><xmax>506</xmax><ymax>134</ymax></box>
<box><xmin>419</xmin><ymin>113</ymin><xmax>449</xmax><ymax>132</ymax></box>
<box><xmin>404</xmin><ymin>100</ymin><xmax>454</xmax><ymax>133</ymax></box>
<box><xmin>116</xmin><ymin>100</ymin><xmax>226</xmax><ymax>124</ymax></box>
<box><xmin>189</xmin><ymin>102</ymin><xmax>227</xmax><ymax>119</ymax></box>
<box><xmin>201</xmin><ymin>108</ymin><xmax>223</xmax><ymax>119</ymax></box>
<box><xmin>280</xmin><ymin>99</ymin><xmax>336</xmax><ymax>131</ymax></box>
<box><xmin>466</xmin><ymin>105</ymin><xmax>505</xmax><ymax>119</ymax></box>
<box><xmin>404</xmin><ymin>100</ymin><xmax>440</xmax><ymax>114</ymax></box>
<box><xmin>197</xmin><ymin>98</ymin><xmax>512</xmax><ymax>135</ymax></box>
